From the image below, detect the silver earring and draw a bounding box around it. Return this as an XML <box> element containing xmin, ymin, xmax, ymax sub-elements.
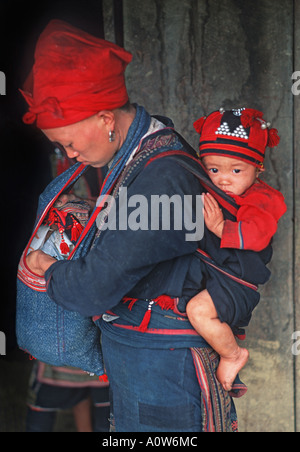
<box><xmin>109</xmin><ymin>130</ymin><xmax>116</xmax><ymax>143</ymax></box>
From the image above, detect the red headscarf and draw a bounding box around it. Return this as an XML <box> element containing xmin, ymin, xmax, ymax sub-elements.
<box><xmin>20</xmin><ymin>20</ymin><xmax>133</xmax><ymax>129</ymax></box>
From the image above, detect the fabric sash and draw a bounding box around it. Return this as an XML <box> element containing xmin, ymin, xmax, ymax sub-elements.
<box><xmin>191</xmin><ymin>347</ymin><xmax>243</xmax><ymax>432</ymax></box>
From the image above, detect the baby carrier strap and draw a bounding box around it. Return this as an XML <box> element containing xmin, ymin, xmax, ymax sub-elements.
<box><xmin>145</xmin><ymin>147</ymin><xmax>239</xmax><ymax>219</ymax></box>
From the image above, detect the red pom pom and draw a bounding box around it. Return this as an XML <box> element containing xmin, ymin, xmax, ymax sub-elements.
<box><xmin>193</xmin><ymin>116</ymin><xmax>206</xmax><ymax>134</ymax></box>
<box><xmin>241</xmin><ymin>109</ymin><xmax>264</xmax><ymax>128</ymax></box>
<box><xmin>60</xmin><ymin>240</ymin><xmax>70</xmax><ymax>255</ymax></box>
<box><xmin>267</xmin><ymin>128</ymin><xmax>280</xmax><ymax>148</ymax></box>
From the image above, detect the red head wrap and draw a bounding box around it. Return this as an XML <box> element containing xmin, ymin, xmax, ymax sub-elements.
<box><xmin>193</xmin><ymin>108</ymin><xmax>280</xmax><ymax>168</ymax></box>
<box><xmin>20</xmin><ymin>20</ymin><xmax>133</xmax><ymax>129</ymax></box>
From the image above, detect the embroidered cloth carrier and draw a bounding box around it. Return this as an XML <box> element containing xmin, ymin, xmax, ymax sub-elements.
<box><xmin>16</xmin><ymin>163</ymin><xmax>107</xmax><ymax>374</ymax></box>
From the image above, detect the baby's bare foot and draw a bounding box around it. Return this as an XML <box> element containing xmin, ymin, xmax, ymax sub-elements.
<box><xmin>216</xmin><ymin>348</ymin><xmax>249</xmax><ymax>392</ymax></box>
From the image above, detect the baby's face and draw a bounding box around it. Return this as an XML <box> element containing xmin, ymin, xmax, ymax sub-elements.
<box><xmin>203</xmin><ymin>155</ymin><xmax>257</xmax><ymax>196</ymax></box>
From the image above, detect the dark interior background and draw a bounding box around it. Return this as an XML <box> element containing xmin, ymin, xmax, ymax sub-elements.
<box><xmin>0</xmin><ymin>0</ymin><xmax>298</xmax><ymax>432</ymax></box>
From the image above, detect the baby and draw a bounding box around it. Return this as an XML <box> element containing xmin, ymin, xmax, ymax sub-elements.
<box><xmin>186</xmin><ymin>108</ymin><xmax>287</xmax><ymax>392</ymax></box>
<box><xmin>31</xmin><ymin>194</ymin><xmax>93</xmax><ymax>261</ymax></box>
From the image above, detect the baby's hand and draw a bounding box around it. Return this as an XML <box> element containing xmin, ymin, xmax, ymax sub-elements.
<box><xmin>203</xmin><ymin>193</ymin><xmax>225</xmax><ymax>238</ymax></box>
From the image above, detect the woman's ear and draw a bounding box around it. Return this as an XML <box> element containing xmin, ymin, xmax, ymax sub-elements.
<box><xmin>96</xmin><ymin>110</ymin><xmax>115</xmax><ymax>131</ymax></box>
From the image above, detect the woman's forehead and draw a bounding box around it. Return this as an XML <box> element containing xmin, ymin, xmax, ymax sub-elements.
<box><xmin>42</xmin><ymin>115</ymin><xmax>97</xmax><ymax>142</ymax></box>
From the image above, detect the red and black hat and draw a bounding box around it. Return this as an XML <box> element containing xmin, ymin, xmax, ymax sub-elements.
<box><xmin>193</xmin><ymin>108</ymin><xmax>280</xmax><ymax>168</ymax></box>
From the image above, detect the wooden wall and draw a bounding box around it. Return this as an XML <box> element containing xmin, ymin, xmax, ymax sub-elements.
<box><xmin>103</xmin><ymin>0</ymin><xmax>299</xmax><ymax>432</ymax></box>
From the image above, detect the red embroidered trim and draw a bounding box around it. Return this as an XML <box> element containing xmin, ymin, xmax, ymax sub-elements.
<box><xmin>112</xmin><ymin>323</ymin><xmax>199</xmax><ymax>336</ymax></box>
<box><xmin>123</xmin><ymin>295</ymin><xmax>176</xmax><ymax>332</ymax></box>
<box><xmin>196</xmin><ymin>249</ymin><xmax>258</xmax><ymax>291</ymax></box>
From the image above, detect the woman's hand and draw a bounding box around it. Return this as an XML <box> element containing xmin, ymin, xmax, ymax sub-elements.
<box><xmin>203</xmin><ymin>193</ymin><xmax>225</xmax><ymax>239</ymax></box>
<box><xmin>26</xmin><ymin>250</ymin><xmax>57</xmax><ymax>277</ymax></box>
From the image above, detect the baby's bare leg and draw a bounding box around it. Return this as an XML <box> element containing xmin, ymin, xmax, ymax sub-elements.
<box><xmin>186</xmin><ymin>290</ymin><xmax>249</xmax><ymax>391</ymax></box>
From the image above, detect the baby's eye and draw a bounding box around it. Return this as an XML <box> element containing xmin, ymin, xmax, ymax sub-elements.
<box><xmin>233</xmin><ymin>169</ymin><xmax>241</xmax><ymax>174</ymax></box>
<box><xmin>209</xmin><ymin>168</ymin><xmax>218</xmax><ymax>174</ymax></box>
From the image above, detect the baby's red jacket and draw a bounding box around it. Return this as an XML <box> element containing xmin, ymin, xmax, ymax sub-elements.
<box><xmin>221</xmin><ymin>179</ymin><xmax>287</xmax><ymax>252</ymax></box>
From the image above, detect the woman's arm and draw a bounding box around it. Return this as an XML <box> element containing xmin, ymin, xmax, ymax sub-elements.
<box><xmin>44</xmin><ymin>158</ymin><xmax>203</xmax><ymax>317</ymax></box>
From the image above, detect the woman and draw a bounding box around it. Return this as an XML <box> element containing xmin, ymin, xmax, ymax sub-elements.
<box><xmin>21</xmin><ymin>20</ymin><xmax>271</xmax><ymax>432</ymax></box>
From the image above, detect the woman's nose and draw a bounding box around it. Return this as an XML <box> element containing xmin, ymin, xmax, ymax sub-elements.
<box><xmin>65</xmin><ymin>148</ymin><xmax>80</xmax><ymax>159</ymax></box>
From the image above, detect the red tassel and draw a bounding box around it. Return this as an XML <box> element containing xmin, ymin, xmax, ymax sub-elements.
<box><xmin>155</xmin><ymin>295</ymin><xmax>175</xmax><ymax>311</ymax></box>
<box><xmin>46</xmin><ymin>207</ymin><xmax>68</xmax><ymax>228</ymax></box>
<box><xmin>60</xmin><ymin>241</ymin><xmax>70</xmax><ymax>255</ymax></box>
<box><xmin>46</xmin><ymin>209</ymin><xmax>58</xmax><ymax>227</ymax></box>
<box><xmin>71</xmin><ymin>220</ymin><xmax>83</xmax><ymax>242</ymax></box>
<box><xmin>241</xmin><ymin>109</ymin><xmax>264</xmax><ymax>128</ymax></box>
<box><xmin>123</xmin><ymin>297</ymin><xmax>139</xmax><ymax>310</ymax></box>
<box><xmin>267</xmin><ymin>128</ymin><xmax>280</xmax><ymax>148</ymax></box>
<box><xmin>129</xmin><ymin>299</ymin><xmax>138</xmax><ymax>311</ymax></box>
<box><xmin>138</xmin><ymin>300</ymin><xmax>155</xmax><ymax>332</ymax></box>
<box><xmin>59</xmin><ymin>229</ymin><xmax>70</xmax><ymax>255</ymax></box>
<box><xmin>122</xmin><ymin>296</ymin><xmax>175</xmax><ymax>332</ymax></box>
<box><xmin>98</xmin><ymin>374</ymin><xmax>109</xmax><ymax>383</ymax></box>
<box><xmin>193</xmin><ymin>116</ymin><xmax>207</xmax><ymax>134</ymax></box>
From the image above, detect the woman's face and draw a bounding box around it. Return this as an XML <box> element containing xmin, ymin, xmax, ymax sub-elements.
<box><xmin>42</xmin><ymin>113</ymin><xmax>118</xmax><ymax>168</ymax></box>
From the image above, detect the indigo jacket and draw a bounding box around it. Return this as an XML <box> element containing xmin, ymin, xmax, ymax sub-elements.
<box><xmin>45</xmin><ymin>116</ymin><xmax>272</xmax><ymax>338</ymax></box>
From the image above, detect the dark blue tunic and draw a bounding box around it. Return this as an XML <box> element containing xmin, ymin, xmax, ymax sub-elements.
<box><xmin>45</xmin><ymin>120</ymin><xmax>272</xmax><ymax>335</ymax></box>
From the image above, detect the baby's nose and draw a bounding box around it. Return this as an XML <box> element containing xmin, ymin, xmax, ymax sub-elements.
<box><xmin>219</xmin><ymin>177</ymin><xmax>231</xmax><ymax>185</ymax></box>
